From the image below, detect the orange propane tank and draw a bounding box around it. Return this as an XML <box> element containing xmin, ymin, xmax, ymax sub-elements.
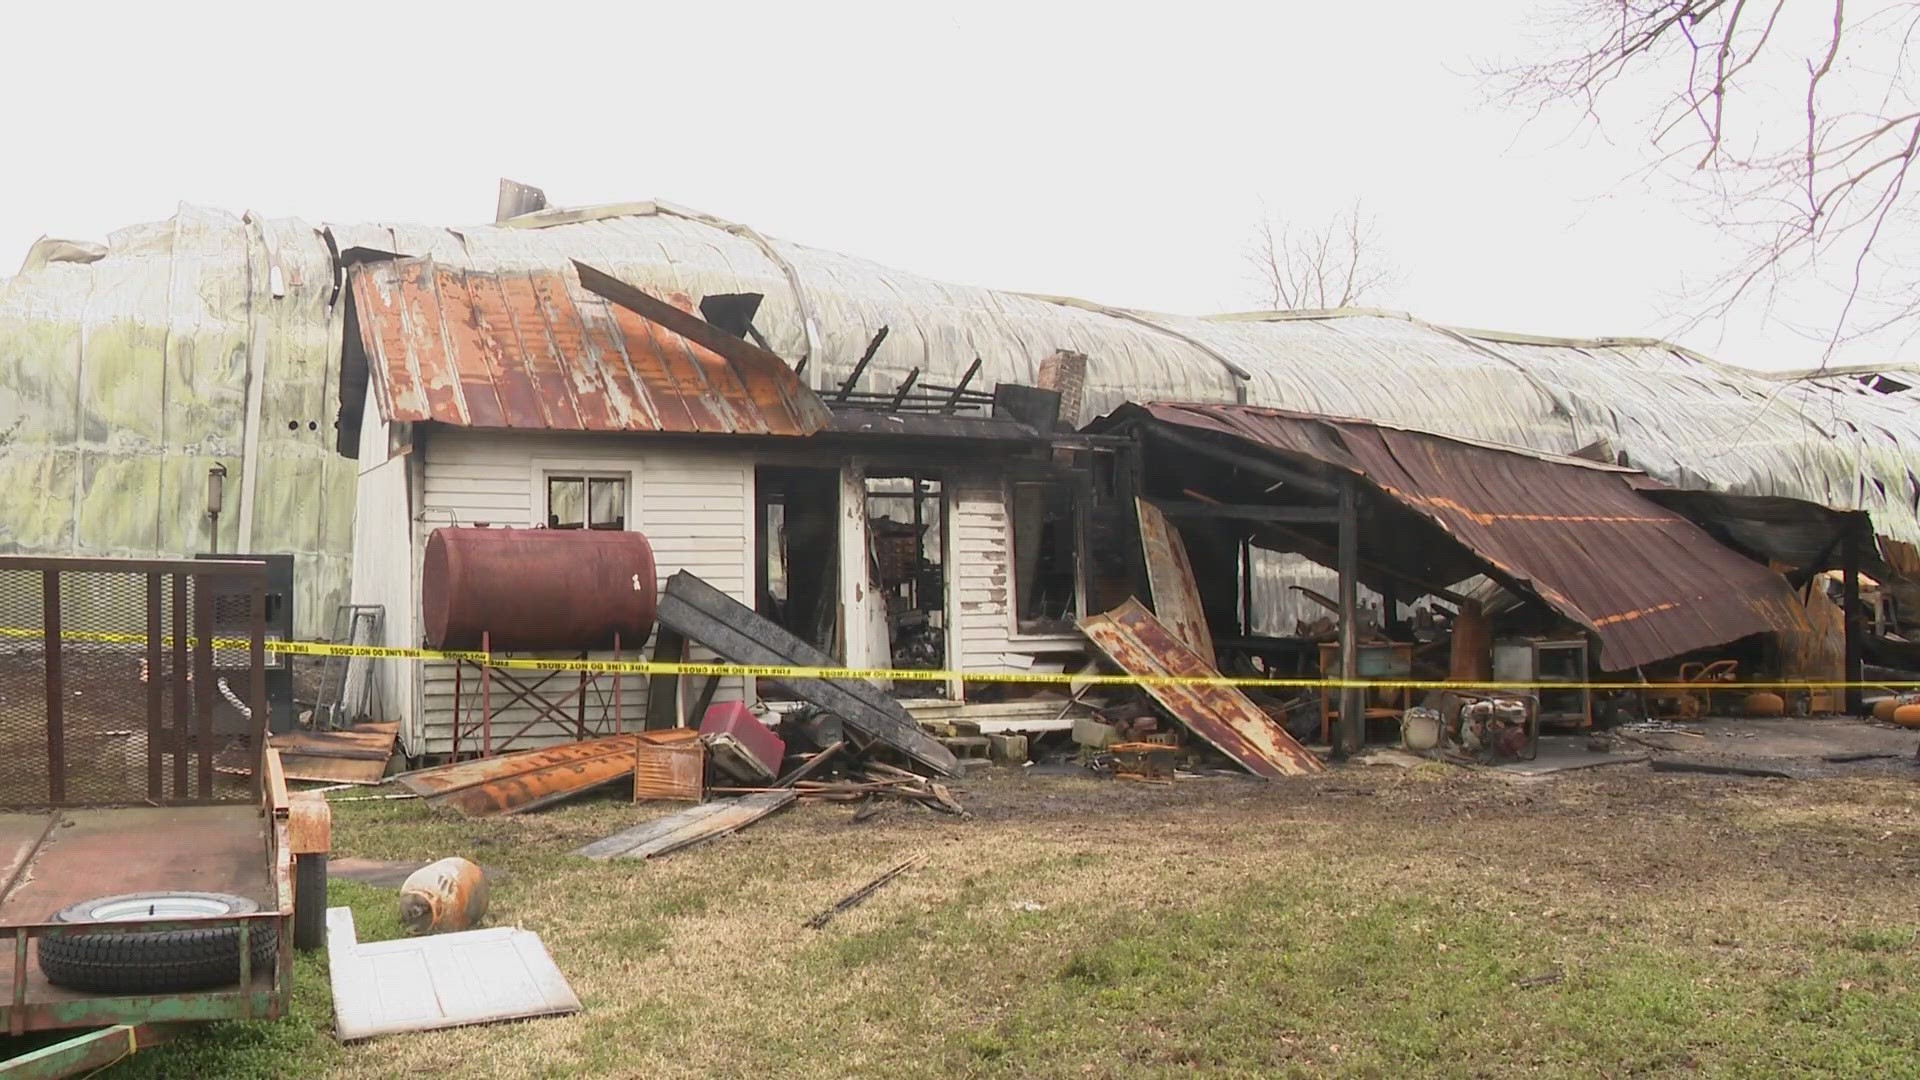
<box><xmin>1743</xmin><ymin>692</ymin><xmax>1785</xmax><ymax>718</ymax></box>
<box><xmin>1874</xmin><ymin>699</ymin><xmax>1901</xmax><ymax>723</ymax></box>
<box><xmin>398</xmin><ymin>857</ymin><xmax>490</xmax><ymax>935</ymax></box>
<box><xmin>1894</xmin><ymin>704</ymin><xmax>1920</xmax><ymax>730</ymax></box>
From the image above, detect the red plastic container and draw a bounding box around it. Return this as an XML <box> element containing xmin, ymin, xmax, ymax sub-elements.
<box><xmin>699</xmin><ymin>703</ymin><xmax>785</xmax><ymax>784</ymax></box>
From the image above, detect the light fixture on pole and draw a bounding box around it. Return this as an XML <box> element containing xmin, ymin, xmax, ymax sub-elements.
<box><xmin>207</xmin><ymin>463</ymin><xmax>228</xmax><ymax>555</ymax></box>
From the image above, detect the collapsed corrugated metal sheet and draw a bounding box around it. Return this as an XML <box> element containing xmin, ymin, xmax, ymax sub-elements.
<box><xmin>1123</xmin><ymin>403</ymin><xmax>1809</xmax><ymax>671</ymax></box>
<box><xmin>1079</xmin><ymin>599</ymin><xmax>1324</xmax><ymax>778</ymax></box>
<box><xmin>395</xmin><ymin>734</ymin><xmax>638</xmax><ymax>816</ymax></box>
<box><xmin>1135</xmin><ymin>498</ymin><xmax>1214</xmax><ymax>658</ymax></box>
<box><xmin>1633</xmin><ymin>489</ymin><xmax>1878</xmax><ymax>573</ymax></box>
<box><xmin>346</xmin><ymin>258</ymin><xmax>827</xmax><ymax>437</ymax></box>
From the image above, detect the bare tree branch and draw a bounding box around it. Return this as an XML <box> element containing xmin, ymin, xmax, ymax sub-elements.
<box><xmin>1485</xmin><ymin>0</ymin><xmax>1920</xmax><ymax>364</ymax></box>
<box><xmin>1244</xmin><ymin>201</ymin><xmax>1400</xmax><ymax>310</ymax></box>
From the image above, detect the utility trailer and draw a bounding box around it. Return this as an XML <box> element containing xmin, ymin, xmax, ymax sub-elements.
<box><xmin>0</xmin><ymin>557</ymin><xmax>302</xmax><ymax>1078</ymax></box>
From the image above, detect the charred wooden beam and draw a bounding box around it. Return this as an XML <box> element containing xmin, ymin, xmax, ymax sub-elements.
<box><xmin>835</xmin><ymin>326</ymin><xmax>890</xmax><ymax>401</ymax></box>
<box><xmin>1153</xmin><ymin>502</ymin><xmax>1342</xmax><ymax>526</ymax></box>
<box><xmin>942</xmin><ymin>358</ymin><xmax>984</xmax><ymax>414</ymax></box>
<box><xmin>1144</xmin><ymin>426</ymin><xmax>1339</xmax><ymax>498</ymax></box>
<box><xmin>889</xmin><ymin>368</ymin><xmax>922</xmax><ymax>410</ymax></box>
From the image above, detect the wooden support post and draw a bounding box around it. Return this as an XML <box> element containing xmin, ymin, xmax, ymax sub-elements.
<box><xmin>1842</xmin><ymin>531</ymin><xmax>1864</xmax><ymax>715</ymax></box>
<box><xmin>1336</xmin><ymin>477</ymin><xmax>1362</xmax><ymax>759</ymax></box>
<box><xmin>1239</xmin><ymin>538</ymin><xmax>1254</xmax><ymax>636</ymax></box>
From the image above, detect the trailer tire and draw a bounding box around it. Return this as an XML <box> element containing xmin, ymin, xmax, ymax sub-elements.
<box><xmin>293</xmin><ymin>854</ymin><xmax>327</xmax><ymax>951</ymax></box>
<box><xmin>38</xmin><ymin>891</ymin><xmax>278</xmax><ymax>994</ymax></box>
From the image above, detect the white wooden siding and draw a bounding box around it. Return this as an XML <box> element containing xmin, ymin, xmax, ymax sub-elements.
<box><xmin>346</xmin><ymin>411</ymin><xmax>416</xmax><ymax>736</ymax></box>
<box><xmin>405</xmin><ymin>431</ymin><xmax>754</xmax><ymax>756</ymax></box>
<box><xmin>950</xmin><ymin>472</ymin><xmax>1090</xmax><ymax>687</ymax></box>
<box><xmin>951</xmin><ymin>474</ymin><xmax>1018</xmax><ymax>675</ymax></box>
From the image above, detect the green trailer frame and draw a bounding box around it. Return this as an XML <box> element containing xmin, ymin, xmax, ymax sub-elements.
<box><xmin>0</xmin><ymin>557</ymin><xmax>296</xmax><ymax>1078</ymax></box>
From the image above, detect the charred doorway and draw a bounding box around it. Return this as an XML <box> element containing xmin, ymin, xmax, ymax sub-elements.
<box><xmin>865</xmin><ymin>472</ymin><xmax>948</xmax><ymax>697</ymax></box>
<box><xmin>755</xmin><ymin>467</ymin><xmax>842</xmax><ymax>672</ymax></box>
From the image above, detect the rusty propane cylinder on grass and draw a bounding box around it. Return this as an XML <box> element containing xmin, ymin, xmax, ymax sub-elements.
<box><xmin>422</xmin><ymin>527</ymin><xmax>657</xmax><ymax>652</ymax></box>
<box><xmin>399</xmin><ymin>857</ymin><xmax>490</xmax><ymax>935</ymax></box>
<box><xmin>1743</xmin><ymin>692</ymin><xmax>1785</xmax><ymax>718</ymax></box>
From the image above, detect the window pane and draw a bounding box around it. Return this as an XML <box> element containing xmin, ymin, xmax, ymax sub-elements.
<box><xmin>548</xmin><ymin>477</ymin><xmax>585</xmax><ymax>529</ymax></box>
<box><xmin>589</xmin><ymin>478</ymin><xmax>625</xmax><ymax>530</ymax></box>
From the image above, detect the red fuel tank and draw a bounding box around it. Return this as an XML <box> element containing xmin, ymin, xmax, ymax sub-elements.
<box><xmin>421</xmin><ymin>527</ymin><xmax>657</xmax><ymax>652</ymax></box>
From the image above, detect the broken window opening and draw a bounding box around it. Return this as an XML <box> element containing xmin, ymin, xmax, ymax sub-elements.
<box><xmin>547</xmin><ymin>475</ymin><xmax>626</xmax><ymax>530</ymax></box>
<box><xmin>1011</xmin><ymin>478</ymin><xmax>1079</xmax><ymax>635</ymax></box>
<box><xmin>866</xmin><ymin>472</ymin><xmax>947</xmax><ymax>698</ymax></box>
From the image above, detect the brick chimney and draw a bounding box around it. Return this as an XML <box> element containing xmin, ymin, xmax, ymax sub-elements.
<box><xmin>1035</xmin><ymin>350</ymin><xmax>1089</xmax><ymax>429</ymax></box>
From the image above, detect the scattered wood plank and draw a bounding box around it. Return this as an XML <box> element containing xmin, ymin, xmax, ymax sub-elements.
<box><xmin>773</xmin><ymin>741</ymin><xmax>845</xmax><ymax>788</ymax></box>
<box><xmin>1650</xmin><ymin>759</ymin><xmax>1795</xmax><ymax>779</ymax></box>
<box><xmin>573</xmin><ymin>791</ymin><xmax>797</xmax><ymax>860</ymax></box>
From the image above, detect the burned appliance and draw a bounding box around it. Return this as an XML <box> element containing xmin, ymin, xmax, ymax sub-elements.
<box><xmin>196</xmin><ymin>552</ymin><xmax>295</xmax><ymax>734</ymax></box>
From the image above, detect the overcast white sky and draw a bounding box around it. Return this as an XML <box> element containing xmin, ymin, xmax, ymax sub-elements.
<box><xmin>0</xmin><ymin>1</ymin><xmax>1881</xmax><ymax>370</ymax></box>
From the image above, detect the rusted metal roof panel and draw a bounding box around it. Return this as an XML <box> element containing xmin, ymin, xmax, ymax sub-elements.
<box><xmin>1135</xmin><ymin>499</ymin><xmax>1214</xmax><ymax>659</ymax></box>
<box><xmin>347</xmin><ymin>257</ymin><xmax>827</xmax><ymax>437</ymax></box>
<box><xmin>1079</xmin><ymin>600</ymin><xmax>1324</xmax><ymax>778</ymax></box>
<box><xmin>1127</xmin><ymin>404</ymin><xmax>1803</xmax><ymax>671</ymax></box>
<box><xmin>394</xmin><ymin>735</ymin><xmax>637</xmax><ymax>816</ymax></box>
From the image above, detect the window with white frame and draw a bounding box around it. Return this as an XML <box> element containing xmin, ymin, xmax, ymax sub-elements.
<box><xmin>546</xmin><ymin>474</ymin><xmax>627</xmax><ymax>530</ymax></box>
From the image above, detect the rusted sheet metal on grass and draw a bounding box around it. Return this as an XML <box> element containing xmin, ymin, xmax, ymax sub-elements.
<box><xmin>1135</xmin><ymin>498</ymin><xmax>1214</xmax><ymax>659</ymax></box>
<box><xmin>1079</xmin><ymin>600</ymin><xmax>1324</xmax><ymax>779</ymax></box>
<box><xmin>395</xmin><ymin>735</ymin><xmax>637</xmax><ymax>817</ymax></box>
<box><xmin>574</xmin><ymin>790</ymin><xmax>796</xmax><ymax>860</ymax></box>
<box><xmin>1124</xmin><ymin>403</ymin><xmax>1801</xmax><ymax>671</ymax></box>
<box><xmin>347</xmin><ymin>257</ymin><xmax>828</xmax><ymax>437</ymax></box>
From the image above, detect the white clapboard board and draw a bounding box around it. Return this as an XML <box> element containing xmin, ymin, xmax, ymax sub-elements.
<box><xmin>328</xmin><ymin>907</ymin><xmax>581</xmax><ymax>1042</ymax></box>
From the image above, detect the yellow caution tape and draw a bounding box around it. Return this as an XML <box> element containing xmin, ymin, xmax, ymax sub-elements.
<box><xmin>1</xmin><ymin>625</ymin><xmax>1916</xmax><ymax>691</ymax></box>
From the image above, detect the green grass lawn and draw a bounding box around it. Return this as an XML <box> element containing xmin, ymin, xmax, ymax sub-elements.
<box><xmin>94</xmin><ymin>763</ymin><xmax>1920</xmax><ymax>1078</ymax></box>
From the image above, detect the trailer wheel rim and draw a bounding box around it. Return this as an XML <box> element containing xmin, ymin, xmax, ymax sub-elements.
<box><xmin>80</xmin><ymin>894</ymin><xmax>240</xmax><ymax>922</ymax></box>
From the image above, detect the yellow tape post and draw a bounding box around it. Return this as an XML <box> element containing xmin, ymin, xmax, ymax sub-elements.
<box><xmin>2</xmin><ymin>626</ymin><xmax>1917</xmax><ymax>692</ymax></box>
